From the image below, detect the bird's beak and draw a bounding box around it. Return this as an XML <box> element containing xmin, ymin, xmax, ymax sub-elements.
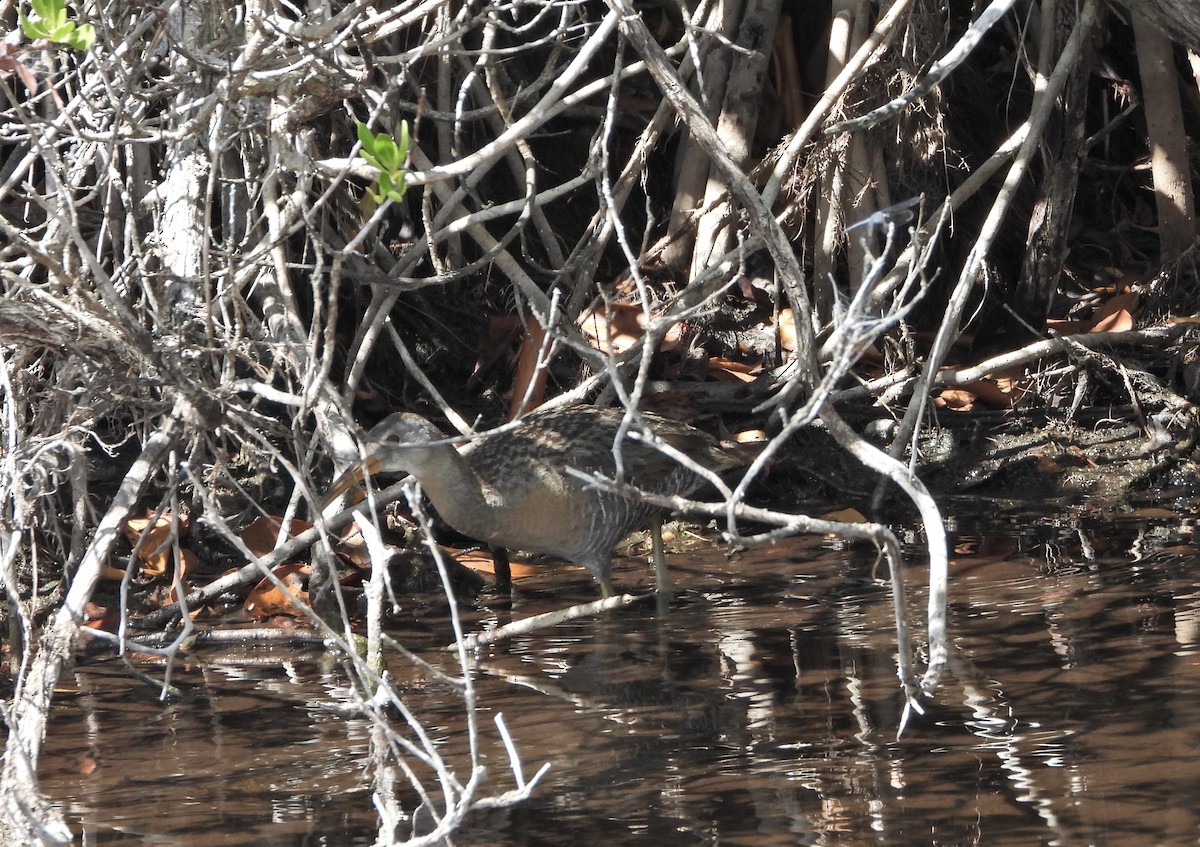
<box><xmin>321</xmin><ymin>455</ymin><xmax>385</xmax><ymax>509</ymax></box>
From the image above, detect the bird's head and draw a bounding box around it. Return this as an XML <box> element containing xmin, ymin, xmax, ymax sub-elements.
<box><xmin>322</xmin><ymin>413</ymin><xmax>455</xmax><ymax>508</ymax></box>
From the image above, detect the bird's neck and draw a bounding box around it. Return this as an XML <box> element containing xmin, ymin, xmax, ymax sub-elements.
<box><xmin>407</xmin><ymin>445</ymin><xmax>505</xmax><ymax>537</ymax></box>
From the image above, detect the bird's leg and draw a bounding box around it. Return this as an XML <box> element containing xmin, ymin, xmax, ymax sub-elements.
<box><xmin>490</xmin><ymin>544</ymin><xmax>512</xmax><ymax>594</ymax></box>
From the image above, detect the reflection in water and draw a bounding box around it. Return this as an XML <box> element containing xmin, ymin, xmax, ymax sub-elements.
<box><xmin>35</xmin><ymin>512</ymin><xmax>1200</xmax><ymax>846</ymax></box>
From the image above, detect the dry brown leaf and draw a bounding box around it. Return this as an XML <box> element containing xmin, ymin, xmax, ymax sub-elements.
<box><xmin>333</xmin><ymin>523</ymin><xmax>374</xmax><ymax>569</ymax></box>
<box><xmin>469</xmin><ymin>315</ymin><xmax>522</xmax><ymax>384</ymax></box>
<box><xmin>123</xmin><ymin>513</ymin><xmax>193</xmax><ymax>578</ymax></box>
<box><xmin>707</xmin><ymin>357</ymin><xmax>758</xmax><ymax>383</ymax></box>
<box><xmin>819</xmin><ymin>507</ymin><xmax>867</xmax><ymax>523</ymax></box>
<box><xmin>1036</xmin><ymin>455</ymin><xmax>1064</xmax><ymax>472</ymax></box>
<box><xmin>81</xmin><ymin>604</ymin><xmax>120</xmax><ymax>633</ymax></box>
<box><xmin>99</xmin><ymin>563</ymin><xmax>128</xmax><ymax>581</ymax></box>
<box><xmin>1051</xmin><ymin>292</ymin><xmax>1139</xmax><ymax>334</ymax></box>
<box><xmin>453</xmin><ymin>548</ymin><xmax>546</xmax><ymax>579</ymax></box>
<box><xmin>933</xmin><ymin>387</ymin><xmax>978</xmax><ymax>411</ymax></box>
<box><xmin>1097</xmin><ymin>290</ymin><xmax>1140</xmax><ymax>311</ymax></box>
<box><xmin>776</xmin><ymin>308</ymin><xmax>798</xmax><ymax>352</ymax></box>
<box><xmin>1045</xmin><ymin>318</ymin><xmax>1089</xmax><ymax>334</ymax></box>
<box><xmin>970</xmin><ymin>378</ymin><xmax>1026</xmax><ymax>408</ymax></box>
<box><xmin>124</xmin><ymin>651</ymin><xmax>167</xmax><ymax>664</ymax></box>
<box><xmin>245</xmin><ymin>563</ymin><xmax>311</xmax><ymax>618</ymax></box>
<box><xmin>578</xmin><ymin>302</ymin><xmax>682</xmax><ymax>356</ymax></box>
<box><xmin>240</xmin><ymin>515</ymin><xmax>313</xmax><ymax>558</ymax></box>
<box><xmin>734</xmin><ymin>428</ymin><xmax>768</xmax><ymax>444</ymax></box>
<box><xmin>936</xmin><ymin>378</ymin><xmax>1025</xmax><ymax>410</ymax></box>
<box><xmin>1089</xmin><ymin>308</ymin><xmax>1133</xmax><ymax>333</ymax></box>
<box><xmin>167</xmin><ymin>551</ymin><xmax>199</xmax><ymax>601</ymax></box>
<box><xmin>510</xmin><ymin>315</ymin><xmax>549</xmax><ymax>418</ymax></box>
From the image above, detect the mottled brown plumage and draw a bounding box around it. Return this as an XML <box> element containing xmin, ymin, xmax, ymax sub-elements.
<box><xmin>325</xmin><ymin>406</ymin><xmax>740</xmax><ymax>596</ymax></box>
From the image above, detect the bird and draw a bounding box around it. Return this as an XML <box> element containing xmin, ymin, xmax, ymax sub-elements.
<box><xmin>322</xmin><ymin>405</ymin><xmax>742</xmax><ymax>597</ymax></box>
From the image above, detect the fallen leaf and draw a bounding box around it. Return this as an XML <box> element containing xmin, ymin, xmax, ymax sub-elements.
<box><xmin>707</xmin><ymin>357</ymin><xmax>758</xmax><ymax>383</ymax></box>
<box><xmin>934</xmin><ymin>387</ymin><xmax>978</xmax><ymax>410</ymax></box>
<box><xmin>1036</xmin><ymin>455</ymin><xmax>1063</xmax><ymax>472</ymax></box>
<box><xmin>510</xmin><ymin>315</ymin><xmax>549</xmax><ymax>418</ymax></box>
<box><xmin>123</xmin><ymin>513</ymin><xmax>194</xmax><ymax>578</ymax></box>
<box><xmin>1090</xmin><ymin>291</ymin><xmax>1139</xmax><ymax>331</ymax></box>
<box><xmin>819</xmin><ymin>507</ymin><xmax>867</xmax><ymax>523</ymax></box>
<box><xmin>99</xmin><ymin>563</ymin><xmax>128</xmax><ymax>581</ymax></box>
<box><xmin>333</xmin><ymin>523</ymin><xmax>374</xmax><ymax>569</ymax></box>
<box><xmin>470</xmin><ymin>316</ymin><xmax>522</xmax><ymax>384</ymax></box>
<box><xmin>578</xmin><ymin>302</ymin><xmax>682</xmax><ymax>356</ymax></box>
<box><xmin>733</xmin><ymin>428</ymin><xmax>768</xmax><ymax>444</ymax></box>
<box><xmin>245</xmin><ymin>563</ymin><xmax>311</xmax><ymax>618</ymax></box>
<box><xmin>777</xmin><ymin>308</ymin><xmax>798</xmax><ymax>352</ymax></box>
<box><xmin>453</xmin><ymin>548</ymin><xmax>546</xmax><ymax>579</ymax></box>
<box><xmin>1046</xmin><ymin>318</ymin><xmax>1089</xmax><ymax>334</ymax></box>
<box><xmin>240</xmin><ymin>515</ymin><xmax>312</xmax><ymax>558</ymax></box>
<box><xmin>81</xmin><ymin>606</ymin><xmax>120</xmax><ymax>633</ymax></box>
<box><xmin>935</xmin><ymin>378</ymin><xmax>1025</xmax><ymax>410</ymax></box>
<box><xmin>968</xmin><ymin>378</ymin><xmax>1026</xmax><ymax>408</ymax></box>
<box><xmin>1089</xmin><ymin>308</ymin><xmax>1133</xmax><ymax>333</ymax></box>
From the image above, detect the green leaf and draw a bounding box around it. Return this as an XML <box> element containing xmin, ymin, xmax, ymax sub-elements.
<box><xmin>22</xmin><ymin>0</ymin><xmax>92</xmax><ymax>49</ymax></box>
<box><xmin>355</xmin><ymin>121</ymin><xmax>375</xmax><ymax>153</ymax></box>
<box><xmin>379</xmin><ymin>172</ymin><xmax>407</xmax><ymax>203</ymax></box>
<box><xmin>19</xmin><ymin>14</ymin><xmax>50</xmax><ymax>40</ymax></box>
<box><xmin>355</xmin><ymin>120</ymin><xmax>409</xmax><ymax>201</ymax></box>
<box><xmin>35</xmin><ymin>0</ymin><xmax>67</xmax><ymax>32</ymax></box>
<box><xmin>385</xmin><ymin>176</ymin><xmax>407</xmax><ymax>203</ymax></box>
<box><xmin>65</xmin><ymin>21</ymin><xmax>93</xmax><ymax>50</ymax></box>
<box><xmin>372</xmin><ymin>136</ymin><xmax>399</xmax><ymax>172</ymax></box>
<box><xmin>49</xmin><ymin>21</ymin><xmax>75</xmax><ymax>42</ymax></box>
<box><xmin>355</xmin><ymin>123</ymin><xmax>391</xmax><ymax>171</ymax></box>
<box><xmin>396</xmin><ymin>120</ymin><xmax>410</xmax><ymax>163</ymax></box>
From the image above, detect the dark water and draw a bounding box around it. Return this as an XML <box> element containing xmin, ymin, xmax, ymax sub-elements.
<box><xmin>34</xmin><ymin>510</ymin><xmax>1200</xmax><ymax>845</ymax></box>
